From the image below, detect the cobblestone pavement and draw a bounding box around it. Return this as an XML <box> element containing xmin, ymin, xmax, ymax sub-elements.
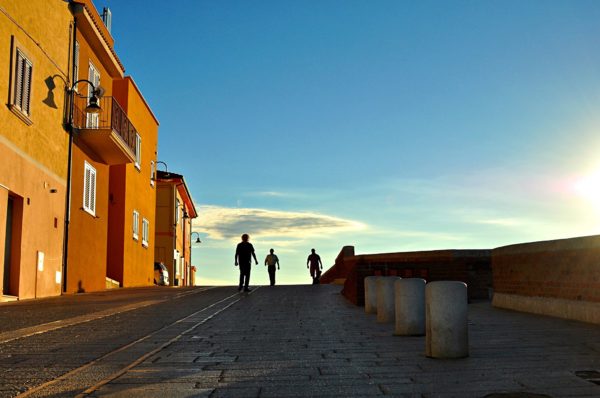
<box><xmin>0</xmin><ymin>287</ymin><xmax>238</xmax><ymax>397</ymax></box>
<box><xmin>85</xmin><ymin>285</ymin><xmax>599</xmax><ymax>398</ymax></box>
<box><xmin>0</xmin><ymin>286</ymin><xmax>207</xmax><ymax>334</ymax></box>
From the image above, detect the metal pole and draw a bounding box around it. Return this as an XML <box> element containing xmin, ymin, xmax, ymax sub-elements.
<box><xmin>61</xmin><ymin>16</ymin><xmax>77</xmax><ymax>293</ymax></box>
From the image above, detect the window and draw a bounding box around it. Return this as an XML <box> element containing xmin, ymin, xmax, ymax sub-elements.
<box><xmin>10</xmin><ymin>46</ymin><xmax>33</xmax><ymax>120</ymax></box>
<box><xmin>150</xmin><ymin>160</ymin><xmax>155</xmax><ymax>187</ymax></box>
<box><xmin>86</xmin><ymin>62</ymin><xmax>100</xmax><ymax>128</ymax></box>
<box><xmin>175</xmin><ymin>198</ymin><xmax>180</xmax><ymax>225</ymax></box>
<box><xmin>83</xmin><ymin>161</ymin><xmax>97</xmax><ymax>215</ymax></box>
<box><xmin>73</xmin><ymin>41</ymin><xmax>79</xmax><ymax>91</ymax></box>
<box><xmin>132</xmin><ymin>210</ymin><xmax>139</xmax><ymax>240</ymax></box>
<box><xmin>135</xmin><ymin>133</ymin><xmax>141</xmax><ymax>170</ymax></box>
<box><xmin>142</xmin><ymin>218</ymin><xmax>149</xmax><ymax>247</ymax></box>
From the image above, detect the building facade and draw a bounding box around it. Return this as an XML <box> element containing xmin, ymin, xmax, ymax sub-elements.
<box><xmin>1</xmin><ymin>0</ymin><xmax>163</xmax><ymax>299</ymax></box>
<box><xmin>0</xmin><ymin>0</ymin><xmax>73</xmax><ymax>299</ymax></box>
<box><xmin>107</xmin><ymin>77</ymin><xmax>159</xmax><ymax>287</ymax></box>
<box><xmin>154</xmin><ymin>171</ymin><xmax>197</xmax><ymax>287</ymax></box>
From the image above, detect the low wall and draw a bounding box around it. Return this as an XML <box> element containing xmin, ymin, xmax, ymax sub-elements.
<box><xmin>492</xmin><ymin>235</ymin><xmax>600</xmax><ymax>324</ymax></box>
<box><xmin>322</xmin><ymin>247</ymin><xmax>491</xmax><ymax>306</ymax></box>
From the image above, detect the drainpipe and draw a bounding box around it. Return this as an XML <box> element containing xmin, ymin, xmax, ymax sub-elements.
<box><xmin>61</xmin><ymin>13</ymin><xmax>77</xmax><ymax>293</ymax></box>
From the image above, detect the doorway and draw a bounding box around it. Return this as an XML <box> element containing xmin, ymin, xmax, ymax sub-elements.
<box><xmin>3</xmin><ymin>197</ymin><xmax>13</xmax><ymax>294</ymax></box>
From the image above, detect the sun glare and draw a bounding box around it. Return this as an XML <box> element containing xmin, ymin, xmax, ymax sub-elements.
<box><xmin>574</xmin><ymin>169</ymin><xmax>600</xmax><ymax>211</ymax></box>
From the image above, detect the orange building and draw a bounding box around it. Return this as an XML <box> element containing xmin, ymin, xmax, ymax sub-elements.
<box><xmin>0</xmin><ymin>0</ymin><xmax>73</xmax><ymax>300</ymax></box>
<box><xmin>107</xmin><ymin>77</ymin><xmax>159</xmax><ymax>287</ymax></box>
<box><xmin>65</xmin><ymin>0</ymin><xmax>127</xmax><ymax>293</ymax></box>
<box><xmin>154</xmin><ymin>171</ymin><xmax>198</xmax><ymax>286</ymax></box>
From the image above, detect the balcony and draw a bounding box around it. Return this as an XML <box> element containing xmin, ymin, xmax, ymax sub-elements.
<box><xmin>72</xmin><ymin>95</ymin><xmax>137</xmax><ymax>165</ymax></box>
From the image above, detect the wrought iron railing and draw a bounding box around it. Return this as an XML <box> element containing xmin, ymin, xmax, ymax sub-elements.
<box><xmin>72</xmin><ymin>94</ymin><xmax>137</xmax><ymax>154</ymax></box>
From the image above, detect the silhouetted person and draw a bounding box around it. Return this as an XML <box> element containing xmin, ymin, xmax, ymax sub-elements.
<box><xmin>264</xmin><ymin>248</ymin><xmax>280</xmax><ymax>286</ymax></box>
<box><xmin>235</xmin><ymin>234</ymin><xmax>258</xmax><ymax>292</ymax></box>
<box><xmin>307</xmin><ymin>248</ymin><xmax>323</xmax><ymax>284</ymax></box>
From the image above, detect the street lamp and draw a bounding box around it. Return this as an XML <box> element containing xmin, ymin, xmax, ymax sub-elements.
<box><xmin>190</xmin><ymin>232</ymin><xmax>201</xmax><ymax>286</ymax></box>
<box><xmin>156</xmin><ymin>161</ymin><xmax>168</xmax><ymax>172</ymax></box>
<box><xmin>61</xmin><ymin>79</ymin><xmax>102</xmax><ymax>293</ymax></box>
<box><xmin>191</xmin><ymin>232</ymin><xmax>201</xmax><ymax>244</ymax></box>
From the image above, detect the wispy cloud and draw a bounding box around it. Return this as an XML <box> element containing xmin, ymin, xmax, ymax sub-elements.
<box><xmin>244</xmin><ymin>191</ymin><xmax>298</xmax><ymax>198</ymax></box>
<box><xmin>471</xmin><ymin>218</ymin><xmax>523</xmax><ymax>227</ymax></box>
<box><xmin>195</xmin><ymin>205</ymin><xmax>366</xmax><ymax>242</ymax></box>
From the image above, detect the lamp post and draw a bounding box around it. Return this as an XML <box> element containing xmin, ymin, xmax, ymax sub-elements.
<box><xmin>190</xmin><ymin>231</ymin><xmax>201</xmax><ymax>286</ymax></box>
<box><xmin>61</xmin><ymin>79</ymin><xmax>101</xmax><ymax>293</ymax></box>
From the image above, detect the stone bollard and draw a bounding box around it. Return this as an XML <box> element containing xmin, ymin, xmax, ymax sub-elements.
<box><xmin>425</xmin><ymin>281</ymin><xmax>469</xmax><ymax>358</ymax></box>
<box><xmin>394</xmin><ymin>278</ymin><xmax>426</xmax><ymax>336</ymax></box>
<box><xmin>376</xmin><ymin>277</ymin><xmax>401</xmax><ymax>323</ymax></box>
<box><xmin>364</xmin><ymin>276</ymin><xmax>381</xmax><ymax>314</ymax></box>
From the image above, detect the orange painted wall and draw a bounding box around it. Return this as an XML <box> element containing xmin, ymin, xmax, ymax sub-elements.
<box><xmin>155</xmin><ymin>184</ymin><xmax>175</xmax><ymax>283</ymax></box>
<box><xmin>66</xmin><ymin>147</ymin><xmax>109</xmax><ymax>293</ymax></box>
<box><xmin>0</xmin><ymin>0</ymin><xmax>72</xmax><ymax>298</ymax></box>
<box><xmin>108</xmin><ymin>77</ymin><xmax>158</xmax><ymax>287</ymax></box>
<box><xmin>65</xmin><ymin>3</ymin><xmax>123</xmax><ymax>293</ymax></box>
<box><xmin>107</xmin><ymin>164</ymin><xmax>126</xmax><ymax>283</ymax></box>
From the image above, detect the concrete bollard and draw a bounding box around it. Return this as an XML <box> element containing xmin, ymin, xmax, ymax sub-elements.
<box><xmin>394</xmin><ymin>278</ymin><xmax>426</xmax><ymax>336</ymax></box>
<box><xmin>364</xmin><ymin>276</ymin><xmax>381</xmax><ymax>314</ymax></box>
<box><xmin>425</xmin><ymin>281</ymin><xmax>469</xmax><ymax>358</ymax></box>
<box><xmin>376</xmin><ymin>277</ymin><xmax>401</xmax><ymax>323</ymax></box>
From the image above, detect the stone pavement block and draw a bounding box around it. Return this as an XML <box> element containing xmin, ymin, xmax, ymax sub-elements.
<box><xmin>204</xmin><ymin>387</ymin><xmax>260</xmax><ymax>398</ymax></box>
<box><xmin>221</xmin><ymin>367</ymin><xmax>318</xmax><ymax>377</ymax></box>
<box><xmin>259</xmin><ymin>382</ymin><xmax>384</xmax><ymax>397</ymax></box>
<box><xmin>109</xmin><ymin>369</ymin><xmax>222</xmax><ymax>384</ymax></box>
<box><xmin>90</xmin><ymin>383</ymin><xmax>213</xmax><ymax>397</ymax></box>
<box><xmin>219</xmin><ymin>375</ymin><xmax>311</xmax><ymax>384</ymax></box>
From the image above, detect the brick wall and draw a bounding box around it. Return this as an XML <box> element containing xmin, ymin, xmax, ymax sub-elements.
<box><xmin>493</xmin><ymin>235</ymin><xmax>600</xmax><ymax>302</ymax></box>
<box><xmin>322</xmin><ymin>247</ymin><xmax>492</xmax><ymax>306</ymax></box>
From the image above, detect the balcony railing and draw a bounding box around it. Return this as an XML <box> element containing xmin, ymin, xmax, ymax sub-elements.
<box><xmin>72</xmin><ymin>94</ymin><xmax>137</xmax><ymax>154</ymax></box>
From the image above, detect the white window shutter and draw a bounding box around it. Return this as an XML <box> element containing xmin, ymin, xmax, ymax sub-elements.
<box><xmin>83</xmin><ymin>162</ymin><xmax>97</xmax><ymax>215</ymax></box>
<box><xmin>90</xmin><ymin>169</ymin><xmax>96</xmax><ymax>213</ymax></box>
<box><xmin>84</xmin><ymin>167</ymin><xmax>91</xmax><ymax>210</ymax></box>
<box><xmin>14</xmin><ymin>51</ymin><xmax>23</xmax><ymax>109</ymax></box>
<box><xmin>74</xmin><ymin>41</ymin><xmax>79</xmax><ymax>89</ymax></box>
<box><xmin>22</xmin><ymin>60</ymin><xmax>32</xmax><ymax>115</ymax></box>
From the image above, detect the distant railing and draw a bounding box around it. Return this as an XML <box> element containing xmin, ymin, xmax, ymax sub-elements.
<box><xmin>72</xmin><ymin>94</ymin><xmax>137</xmax><ymax>154</ymax></box>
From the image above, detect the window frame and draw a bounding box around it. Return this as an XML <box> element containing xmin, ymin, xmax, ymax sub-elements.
<box><xmin>132</xmin><ymin>210</ymin><xmax>139</xmax><ymax>241</ymax></box>
<box><xmin>83</xmin><ymin>161</ymin><xmax>97</xmax><ymax>216</ymax></box>
<box><xmin>142</xmin><ymin>218</ymin><xmax>149</xmax><ymax>248</ymax></box>
<box><xmin>150</xmin><ymin>160</ymin><xmax>155</xmax><ymax>187</ymax></box>
<box><xmin>8</xmin><ymin>37</ymin><xmax>34</xmax><ymax>125</ymax></box>
<box><xmin>134</xmin><ymin>133</ymin><xmax>141</xmax><ymax>171</ymax></box>
<box><xmin>73</xmin><ymin>41</ymin><xmax>80</xmax><ymax>92</ymax></box>
<box><xmin>86</xmin><ymin>61</ymin><xmax>100</xmax><ymax>128</ymax></box>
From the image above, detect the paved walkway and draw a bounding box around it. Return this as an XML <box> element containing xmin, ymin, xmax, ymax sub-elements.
<box><xmin>88</xmin><ymin>285</ymin><xmax>599</xmax><ymax>398</ymax></box>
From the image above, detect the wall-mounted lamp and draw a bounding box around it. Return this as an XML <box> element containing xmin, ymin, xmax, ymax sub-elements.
<box><xmin>156</xmin><ymin>161</ymin><xmax>168</xmax><ymax>172</ymax></box>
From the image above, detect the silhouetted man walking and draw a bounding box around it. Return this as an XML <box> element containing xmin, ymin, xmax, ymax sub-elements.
<box><xmin>264</xmin><ymin>248</ymin><xmax>280</xmax><ymax>286</ymax></box>
<box><xmin>307</xmin><ymin>248</ymin><xmax>323</xmax><ymax>284</ymax></box>
<box><xmin>235</xmin><ymin>234</ymin><xmax>258</xmax><ymax>292</ymax></box>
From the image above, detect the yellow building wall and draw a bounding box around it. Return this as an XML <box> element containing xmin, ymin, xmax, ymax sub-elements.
<box><xmin>0</xmin><ymin>0</ymin><xmax>72</xmax><ymax>298</ymax></box>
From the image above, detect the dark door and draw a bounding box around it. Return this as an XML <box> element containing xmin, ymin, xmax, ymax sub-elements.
<box><xmin>3</xmin><ymin>197</ymin><xmax>13</xmax><ymax>294</ymax></box>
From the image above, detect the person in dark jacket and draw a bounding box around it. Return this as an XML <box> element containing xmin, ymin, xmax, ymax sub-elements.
<box><xmin>235</xmin><ymin>233</ymin><xmax>258</xmax><ymax>292</ymax></box>
<box><xmin>264</xmin><ymin>248</ymin><xmax>280</xmax><ymax>286</ymax></box>
<box><xmin>307</xmin><ymin>248</ymin><xmax>323</xmax><ymax>284</ymax></box>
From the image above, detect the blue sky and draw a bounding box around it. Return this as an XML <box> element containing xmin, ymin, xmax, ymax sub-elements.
<box><xmin>101</xmin><ymin>0</ymin><xmax>600</xmax><ymax>285</ymax></box>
